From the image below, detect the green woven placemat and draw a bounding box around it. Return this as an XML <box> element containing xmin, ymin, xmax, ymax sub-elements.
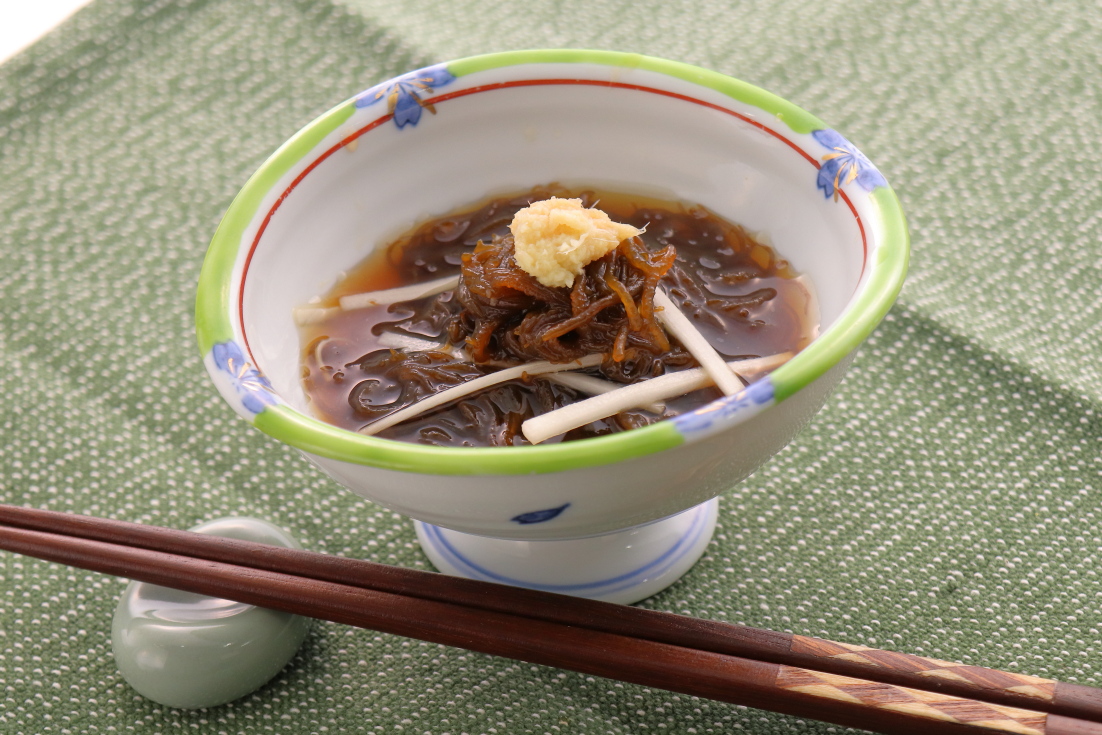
<box><xmin>1</xmin><ymin>1</ymin><xmax>1099</xmax><ymax>733</ymax></box>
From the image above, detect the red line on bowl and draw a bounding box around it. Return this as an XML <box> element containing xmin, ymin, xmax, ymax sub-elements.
<box><xmin>239</xmin><ymin>79</ymin><xmax>867</xmax><ymax>367</ymax></box>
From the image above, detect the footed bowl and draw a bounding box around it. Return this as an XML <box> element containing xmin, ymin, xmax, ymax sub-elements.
<box><xmin>196</xmin><ymin>50</ymin><xmax>908</xmax><ymax>603</ymax></box>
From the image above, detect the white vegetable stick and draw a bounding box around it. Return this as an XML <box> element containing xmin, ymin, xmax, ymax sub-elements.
<box><xmin>524</xmin><ymin>371</ymin><xmax>709</xmax><ymax>445</ymax></box>
<box><xmin>727</xmin><ymin>351</ymin><xmax>793</xmax><ymax>379</ymax></box>
<box><xmin>548</xmin><ymin>373</ymin><xmax>665</xmax><ymax>415</ymax></box>
<box><xmin>293</xmin><ymin>305</ymin><xmax>341</xmax><ymax>326</ymax></box>
<box><xmin>314</xmin><ymin>337</ymin><xmax>333</xmax><ymax>367</ymax></box>
<box><xmin>521</xmin><ymin>353</ymin><xmax>793</xmax><ymax>445</ymax></box>
<box><xmin>339</xmin><ymin>274</ymin><xmax>460</xmax><ymax>311</ymax></box>
<box><xmin>375</xmin><ymin>332</ymin><xmax>446</xmax><ymax>353</ymax></box>
<box><xmin>375</xmin><ymin>332</ymin><xmax>469</xmax><ymax>360</ymax></box>
<box><xmin>358</xmin><ymin>354</ymin><xmax>604</xmax><ymax>437</ymax></box>
<box><xmin>653</xmin><ymin>289</ymin><xmax>743</xmax><ymax>396</ymax></box>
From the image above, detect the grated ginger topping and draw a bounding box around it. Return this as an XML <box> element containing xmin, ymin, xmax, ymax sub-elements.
<box><xmin>510</xmin><ymin>197</ymin><xmax>642</xmax><ymax>288</ymax></box>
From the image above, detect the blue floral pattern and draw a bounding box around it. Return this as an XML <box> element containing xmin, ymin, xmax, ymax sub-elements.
<box><xmin>212</xmin><ymin>341</ymin><xmax>277</xmax><ymax>415</ymax></box>
<box><xmin>813</xmin><ymin>129</ymin><xmax>887</xmax><ymax>201</ymax></box>
<box><xmin>354</xmin><ymin>64</ymin><xmax>456</xmax><ymax>129</ymax></box>
<box><xmin>511</xmin><ymin>504</ymin><xmax>571</xmax><ymax>525</ymax></box>
<box><xmin>672</xmin><ymin>377</ymin><xmax>775</xmax><ymax>435</ymax></box>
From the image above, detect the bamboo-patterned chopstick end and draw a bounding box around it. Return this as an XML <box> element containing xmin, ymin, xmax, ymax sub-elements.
<box><xmin>776</xmin><ymin>665</ymin><xmax>1048</xmax><ymax>735</ymax></box>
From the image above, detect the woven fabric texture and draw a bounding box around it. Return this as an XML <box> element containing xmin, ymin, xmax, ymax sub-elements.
<box><xmin>1</xmin><ymin>0</ymin><xmax>1099</xmax><ymax>733</ymax></box>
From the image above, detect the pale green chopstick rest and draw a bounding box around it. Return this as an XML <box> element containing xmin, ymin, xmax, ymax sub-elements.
<box><xmin>111</xmin><ymin>517</ymin><xmax>312</xmax><ymax>709</ymax></box>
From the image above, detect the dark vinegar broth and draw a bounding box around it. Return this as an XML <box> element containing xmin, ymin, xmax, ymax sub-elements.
<box><xmin>299</xmin><ymin>186</ymin><xmax>813</xmax><ymax>447</ymax></box>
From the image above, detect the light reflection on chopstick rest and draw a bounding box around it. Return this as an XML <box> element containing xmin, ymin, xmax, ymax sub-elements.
<box><xmin>111</xmin><ymin>517</ymin><xmax>312</xmax><ymax>709</ymax></box>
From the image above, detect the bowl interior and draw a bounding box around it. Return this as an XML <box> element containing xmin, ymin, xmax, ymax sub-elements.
<box><xmin>199</xmin><ymin>51</ymin><xmax>907</xmax><ymax>475</ymax></box>
<box><xmin>243</xmin><ymin>71</ymin><xmax>868</xmax><ymax>414</ymax></box>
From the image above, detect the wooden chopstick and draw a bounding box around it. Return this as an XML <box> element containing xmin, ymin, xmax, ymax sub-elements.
<box><xmin>1</xmin><ymin>506</ymin><xmax>1100</xmax><ymax>735</ymax></box>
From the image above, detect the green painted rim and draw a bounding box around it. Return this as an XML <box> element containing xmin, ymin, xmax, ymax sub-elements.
<box><xmin>195</xmin><ymin>49</ymin><xmax>909</xmax><ymax>476</ymax></box>
<box><xmin>448</xmin><ymin>49</ymin><xmax>827</xmax><ymax>134</ymax></box>
<box><xmin>770</xmin><ymin>186</ymin><xmax>910</xmax><ymax>401</ymax></box>
<box><xmin>253</xmin><ymin>404</ymin><xmax>683</xmax><ymax>475</ymax></box>
<box><xmin>195</xmin><ymin>101</ymin><xmax>355</xmax><ymax>355</ymax></box>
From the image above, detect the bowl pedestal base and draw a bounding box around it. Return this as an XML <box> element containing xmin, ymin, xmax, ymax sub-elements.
<box><xmin>414</xmin><ymin>498</ymin><xmax>718</xmax><ymax>605</ymax></box>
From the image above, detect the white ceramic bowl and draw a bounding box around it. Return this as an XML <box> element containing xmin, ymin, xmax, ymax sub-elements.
<box><xmin>196</xmin><ymin>50</ymin><xmax>908</xmax><ymax>602</ymax></box>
